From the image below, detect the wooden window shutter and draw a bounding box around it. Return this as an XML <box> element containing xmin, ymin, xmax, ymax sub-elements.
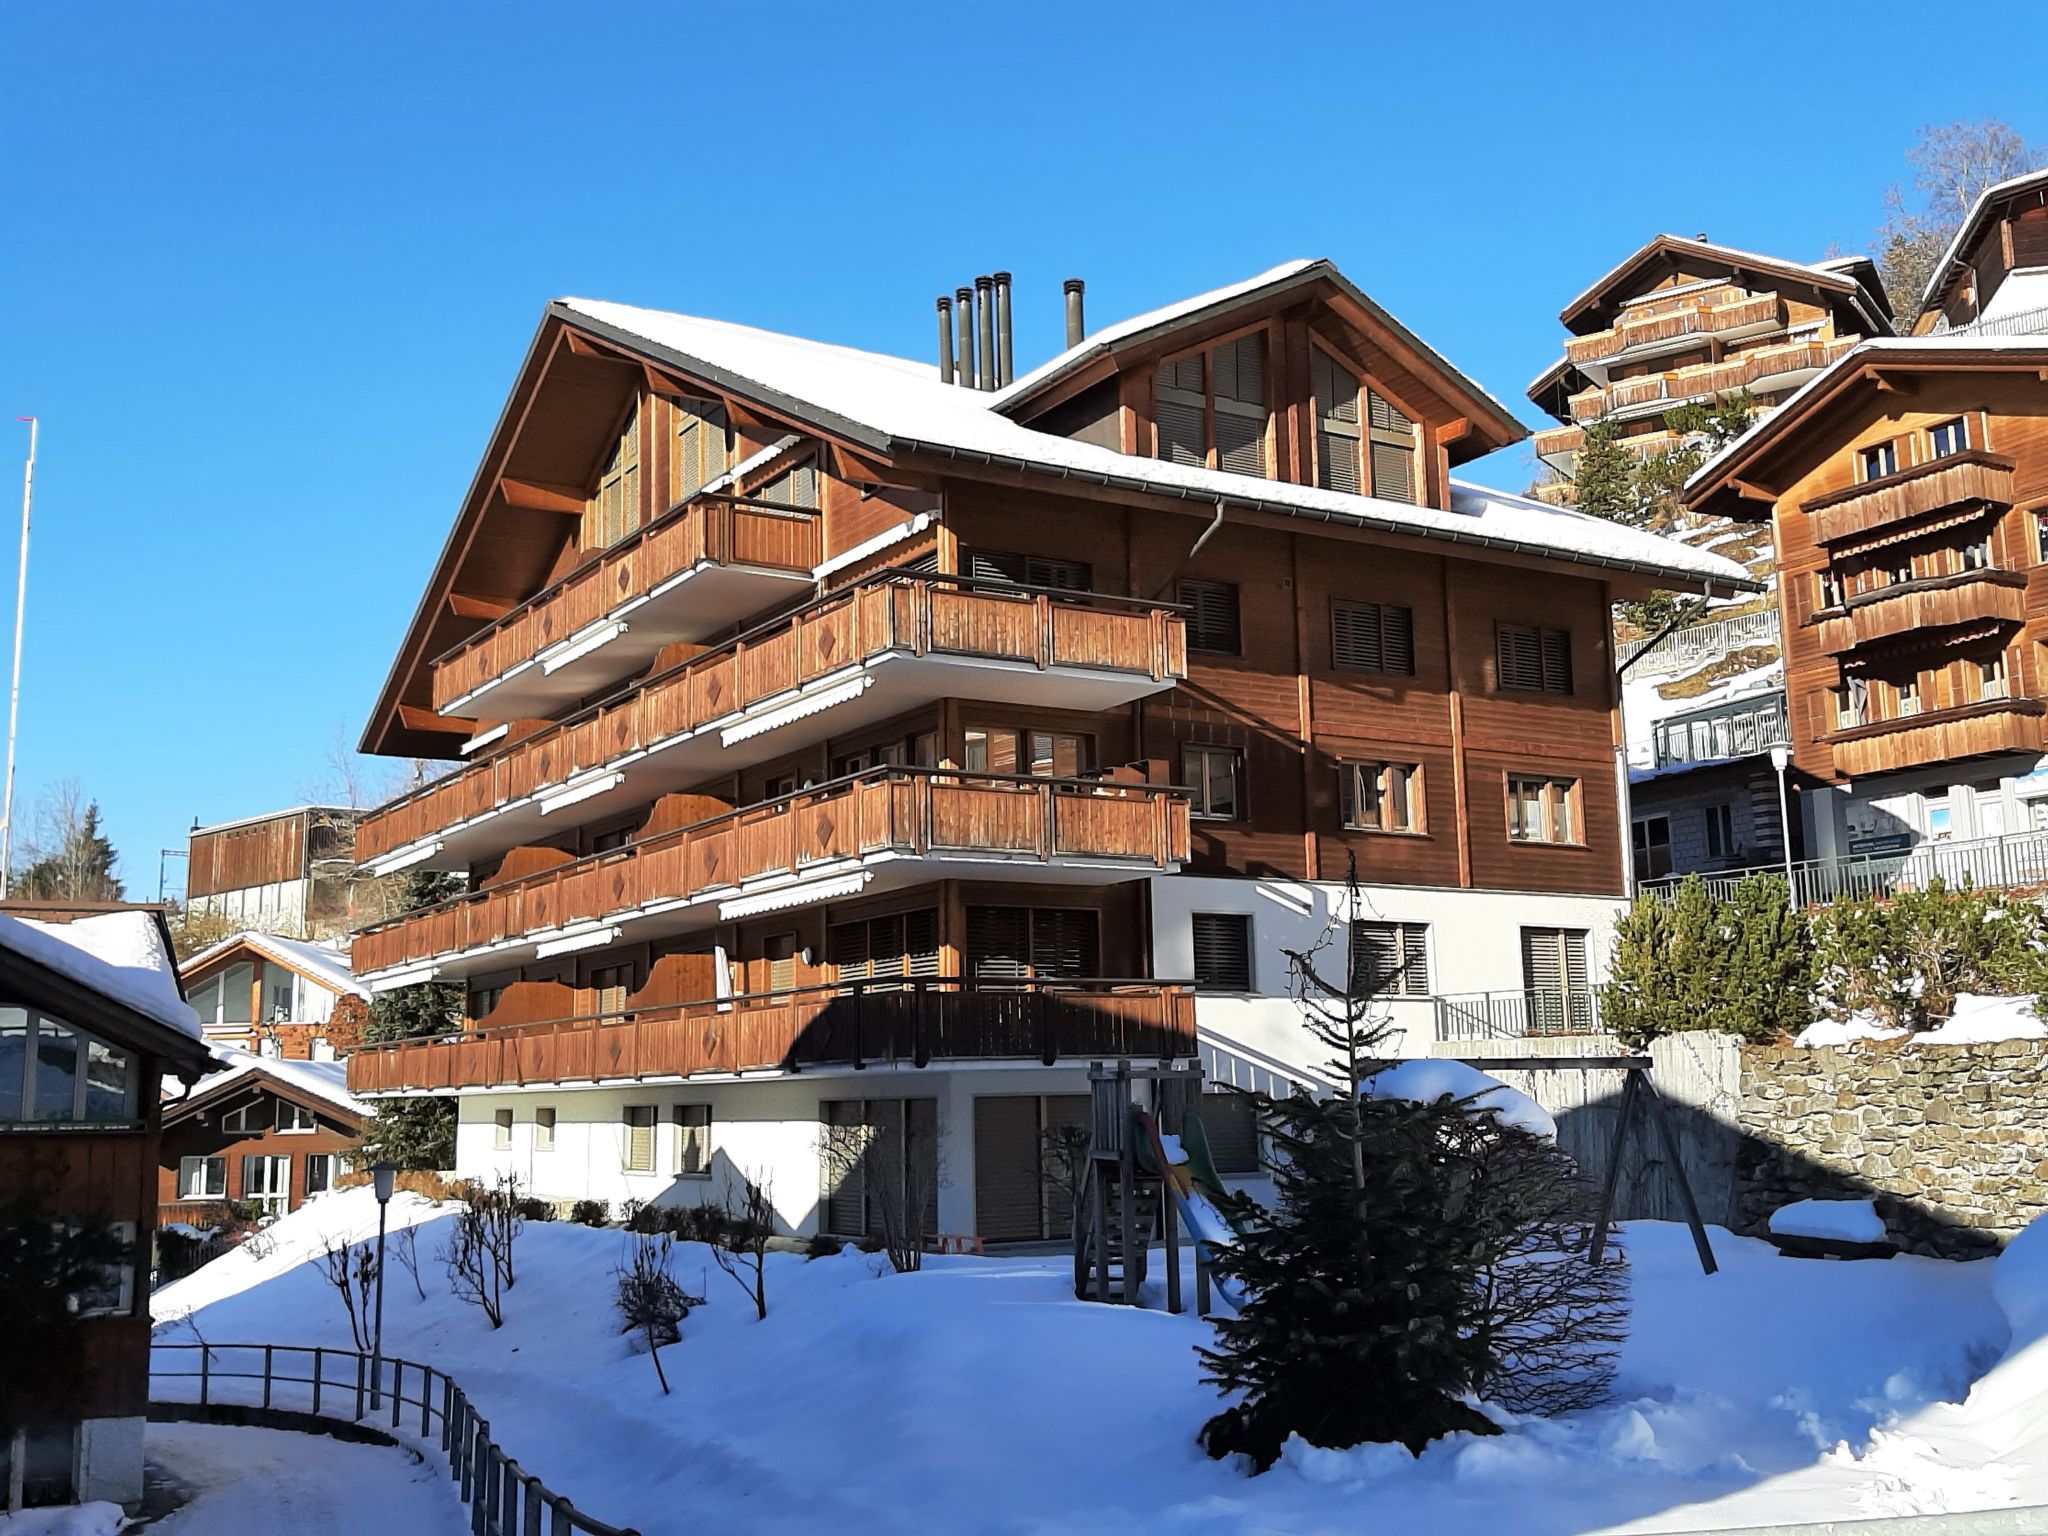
<box><xmin>1212</xmin><ymin>335</ymin><xmax>1267</xmax><ymax>477</ymax></box>
<box><xmin>624</xmin><ymin>1105</ymin><xmax>654</xmax><ymax>1172</ymax></box>
<box><xmin>904</xmin><ymin>908</ymin><xmax>940</xmax><ymax>976</ymax></box>
<box><xmin>1384</xmin><ymin>606</ymin><xmax>1415</xmax><ymax>674</ymax></box>
<box><xmin>820</xmin><ymin>1101</ymin><xmax>866</xmax><ymax>1234</ymax></box>
<box><xmin>1180</xmin><ymin>579</ymin><xmax>1241</xmax><ymax>654</ymax></box>
<box><xmin>1366</xmin><ymin>389</ymin><xmax>1416</xmax><ymax>503</ymax></box>
<box><xmin>672</xmin><ymin>1104</ymin><xmax>710</xmax><ymax>1176</ymax></box>
<box><xmin>1348</xmin><ymin>921</ymin><xmax>1400</xmax><ymax>995</ymax></box>
<box><xmin>676</xmin><ymin>410</ymin><xmax>705</xmax><ymax>500</ymax></box>
<box><xmin>1540</xmin><ymin>627</ymin><xmax>1572</xmax><ymax>692</ymax></box>
<box><xmin>1191</xmin><ymin>913</ymin><xmax>1252</xmax><ymax>990</ymax></box>
<box><xmin>967</xmin><ymin>906</ymin><xmax>1029</xmax><ymax>982</ymax></box>
<box><xmin>1331</xmin><ymin>601</ymin><xmax>1383</xmax><ymax>671</ymax></box>
<box><xmin>766</xmin><ymin>933</ymin><xmax>798</xmax><ymax>993</ymax></box>
<box><xmin>1031</xmin><ymin>909</ymin><xmax>1100</xmax><ymax>979</ymax></box>
<box><xmin>1314</xmin><ymin>349</ymin><xmax>1363</xmax><ymax>494</ymax></box>
<box><xmin>1154</xmin><ymin>356</ymin><xmax>1206</xmax><ymax>467</ymax></box>
<box><xmin>1497</xmin><ymin>625</ymin><xmax>1544</xmax><ymax>690</ymax></box>
<box><xmin>1199</xmin><ymin>1093</ymin><xmax>1261</xmax><ymax>1175</ymax></box>
<box><xmin>829</xmin><ymin>920</ymin><xmax>871</xmax><ymax>982</ymax></box>
<box><xmin>1400</xmin><ymin>924</ymin><xmax>1429</xmax><ymax>993</ymax></box>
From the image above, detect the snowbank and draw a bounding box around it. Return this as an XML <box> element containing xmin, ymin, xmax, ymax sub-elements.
<box><xmin>1365</xmin><ymin>1058</ymin><xmax>1558</xmax><ymax>1139</ymax></box>
<box><xmin>0</xmin><ymin>1505</ymin><xmax>127</xmax><ymax>1536</ymax></box>
<box><xmin>1797</xmin><ymin>993</ymin><xmax>2045</xmax><ymax>1047</ymax></box>
<box><xmin>1768</xmin><ymin>1199</ymin><xmax>1886</xmax><ymax>1244</ymax></box>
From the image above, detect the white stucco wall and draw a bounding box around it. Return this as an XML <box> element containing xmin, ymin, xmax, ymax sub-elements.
<box><xmin>76</xmin><ymin>1416</ymin><xmax>144</xmax><ymax>1507</ymax></box>
<box><xmin>189</xmin><ymin>880</ymin><xmax>307</xmax><ymax>934</ymax></box>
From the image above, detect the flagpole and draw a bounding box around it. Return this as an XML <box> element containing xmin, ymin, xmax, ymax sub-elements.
<box><xmin>2</xmin><ymin>418</ymin><xmax>35</xmax><ymax>899</ymax></box>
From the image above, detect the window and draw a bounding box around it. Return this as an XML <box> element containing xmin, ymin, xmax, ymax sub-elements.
<box><xmin>1365</xmin><ymin>387</ymin><xmax>1419</xmax><ymax>504</ymax></box>
<box><xmin>1981</xmin><ymin>653</ymin><xmax>2010</xmax><ymax>699</ymax></box>
<box><xmin>1313</xmin><ymin>348</ymin><xmax>1363</xmax><ymax>494</ymax></box>
<box><xmin>963</xmin><ymin>727</ymin><xmax>1090</xmax><ymax>778</ymax></box>
<box><xmin>493</xmin><ymin>1108</ymin><xmax>513</xmax><ymax>1150</ymax></box>
<box><xmin>673</xmin><ymin>1104</ymin><xmax>711</xmax><ymax>1177</ymax></box>
<box><xmin>177</xmin><ymin>1155</ymin><xmax>226</xmax><ymax>1199</ymax></box>
<box><xmin>592</xmin><ymin>962</ymin><xmax>633</xmax><ymax>1018</ymax></box>
<box><xmin>591</xmin><ymin>825</ymin><xmax>633</xmax><ymax>855</ymax></box>
<box><xmin>305</xmin><ymin>1154</ymin><xmax>332</xmax><ymax>1198</ymax></box>
<box><xmin>261</xmin><ymin>961</ymin><xmax>296</xmax><ymax>1023</ymax></box>
<box><xmin>1191</xmin><ymin>913</ymin><xmax>1252</xmax><ymax>991</ymax></box>
<box><xmin>470</xmin><ymin>985</ymin><xmax>503</xmax><ymax>1024</ymax></box>
<box><xmin>221</xmin><ymin>961</ymin><xmax>254</xmax><ymax>1025</ymax></box>
<box><xmin>764</xmin><ymin>933</ymin><xmax>799</xmax><ymax>993</ymax></box>
<box><xmin>220</xmin><ymin>1098</ymin><xmax>265</xmax><ymax>1135</ymax></box>
<box><xmin>1154</xmin><ymin>335</ymin><xmax>1267</xmax><ymax>477</ymax></box>
<box><xmin>2035</xmin><ymin>510</ymin><xmax>2048</xmax><ymax>564</ymax></box>
<box><xmin>1960</xmin><ymin>536</ymin><xmax>1992</xmax><ymax>572</ymax></box>
<box><xmin>1834</xmin><ymin>676</ymin><xmax>1869</xmax><ymax>728</ymax></box>
<box><xmin>963</xmin><ymin>549</ymin><xmax>1091</xmax><ymax>591</ymax></box>
<box><xmin>672</xmin><ymin>399</ymin><xmax>731</xmax><ymax>502</ymax></box>
<box><xmin>1</xmin><ymin>1008</ymin><xmax>138</xmax><ymax>1126</ymax></box>
<box><xmin>1520</xmin><ymin>927</ymin><xmax>1593</xmax><ymax>1032</ymax></box>
<box><xmin>623</xmin><ymin>1105</ymin><xmax>657</xmax><ymax>1172</ymax></box>
<box><xmin>1349</xmin><ymin>920</ymin><xmax>1429</xmax><ymax>996</ymax></box>
<box><xmin>1896</xmin><ymin>675</ymin><xmax>1922</xmax><ymax>717</ymax></box>
<box><xmin>1178</xmin><ymin>578</ymin><xmax>1241</xmax><ymax>654</ymax></box>
<box><xmin>1887</xmin><ymin>554</ymin><xmax>1914</xmax><ymax>587</ymax></box>
<box><xmin>535</xmin><ymin>1107</ymin><xmax>556</xmax><ymax>1152</ymax></box>
<box><xmin>830</xmin><ymin>909</ymin><xmax>941</xmax><ymax>986</ymax></box>
<box><xmin>759</xmin><ymin>458</ymin><xmax>819</xmax><ymax>510</ymax></box>
<box><xmin>1496</xmin><ymin>624</ymin><xmax>1572</xmax><ymax>693</ymax></box>
<box><xmin>69</xmin><ymin>1222</ymin><xmax>135</xmax><ymax>1317</ymax></box>
<box><xmin>819</xmin><ymin>1097</ymin><xmax>938</xmax><ymax>1239</ymax></box>
<box><xmin>1705</xmin><ymin>803</ymin><xmax>1738</xmax><ymax>861</ymax></box>
<box><xmin>275</xmin><ymin>1100</ymin><xmax>315</xmax><ymax>1134</ymax></box>
<box><xmin>1815</xmin><ymin>568</ymin><xmax>1844</xmax><ymax>609</ymax></box>
<box><xmin>1182</xmin><ymin>745</ymin><xmax>1244</xmax><ymax>821</ymax></box>
<box><xmin>965</xmin><ymin>906</ymin><xmax>1100</xmax><ymax>982</ymax></box>
<box><xmin>1928</xmin><ymin>417</ymin><xmax>1969</xmax><ymax>458</ymax></box>
<box><xmin>1340</xmin><ymin>761</ymin><xmax>1421</xmax><ymax>833</ymax></box>
<box><xmin>1507</xmin><ymin>775</ymin><xmax>1578</xmax><ymax>845</ymax></box>
<box><xmin>1632</xmin><ymin>816</ymin><xmax>1673</xmax><ymax>880</ymax></box>
<box><xmin>242</xmin><ymin>1155</ymin><xmax>290</xmax><ymax>1216</ymax></box>
<box><xmin>596</xmin><ymin>398</ymin><xmax>642</xmax><ymax>546</ymax></box>
<box><xmin>1859</xmin><ymin>440</ymin><xmax>1899</xmax><ymax>481</ymax></box>
<box><xmin>1330</xmin><ymin>600</ymin><xmax>1415</xmax><ymax>675</ymax></box>
<box><xmin>1198</xmin><ymin>1092</ymin><xmax>1262</xmax><ymax>1176</ymax></box>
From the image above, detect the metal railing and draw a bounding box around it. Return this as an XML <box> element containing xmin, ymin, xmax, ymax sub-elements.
<box><xmin>1434</xmin><ymin>987</ymin><xmax>1603</xmax><ymax>1041</ymax></box>
<box><xmin>1650</xmin><ymin>692</ymin><xmax>1790</xmax><ymax>767</ymax></box>
<box><xmin>150</xmin><ymin>1342</ymin><xmax>636</xmax><ymax>1536</ymax></box>
<box><xmin>1946</xmin><ymin>303</ymin><xmax>2048</xmax><ymax>339</ymax></box>
<box><xmin>1618</xmin><ymin>607</ymin><xmax>1779</xmax><ymax>678</ymax></box>
<box><xmin>1640</xmin><ymin>826</ymin><xmax>2048</xmax><ymax>909</ymax></box>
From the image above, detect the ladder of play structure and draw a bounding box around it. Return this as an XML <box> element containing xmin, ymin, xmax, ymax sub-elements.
<box><xmin>1073</xmin><ymin>1161</ymin><xmax>1164</xmax><ymax>1303</ymax></box>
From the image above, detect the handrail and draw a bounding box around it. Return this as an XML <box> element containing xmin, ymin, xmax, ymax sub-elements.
<box><xmin>352</xmin><ymin>763</ymin><xmax>1187</xmax><ymax>945</ymax></box>
<box><xmin>149</xmin><ymin>1341</ymin><xmax>638</xmax><ymax>1536</ymax></box>
<box><xmin>1640</xmin><ymin>823</ymin><xmax>2048</xmax><ymax>910</ymax></box>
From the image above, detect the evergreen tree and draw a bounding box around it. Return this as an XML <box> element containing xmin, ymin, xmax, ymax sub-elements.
<box><xmin>17</xmin><ymin>796</ymin><xmax>124</xmax><ymax>902</ymax></box>
<box><xmin>354</xmin><ymin>868</ymin><xmax>465</xmax><ymax>1170</ymax></box>
<box><xmin>1604</xmin><ymin>874</ymin><xmax>1815</xmax><ymax>1049</ymax></box>
<box><xmin>1568</xmin><ymin>418</ymin><xmax>1640</xmax><ymax>527</ymax></box>
<box><xmin>1721</xmin><ymin>874</ymin><xmax>1816</xmax><ymax>1044</ymax></box>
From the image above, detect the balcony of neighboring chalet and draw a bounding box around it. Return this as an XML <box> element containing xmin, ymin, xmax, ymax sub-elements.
<box><xmin>350</xmin><ymin>765</ymin><xmax>1191</xmax><ymax>988</ymax></box>
<box><xmin>1813</xmin><ymin>567</ymin><xmax>2029</xmax><ymax>658</ymax></box>
<box><xmin>359</xmin><ymin>572</ymin><xmax>1188</xmax><ymax>877</ymax></box>
<box><xmin>431</xmin><ymin>491</ymin><xmax>820</xmax><ymax>720</ymax></box>
<box><xmin>1826</xmin><ymin>695</ymin><xmax>2048</xmax><ymax>778</ymax></box>
<box><xmin>1804</xmin><ymin>449</ymin><xmax>2018</xmax><ymax>548</ymax></box>
<box><xmin>1565</xmin><ymin>336</ymin><xmax>1858</xmax><ymax>425</ymax></box>
<box><xmin>344</xmin><ymin>975</ymin><xmax>1198</xmax><ymax>1095</ymax></box>
<box><xmin>1562</xmin><ymin>288</ymin><xmax>1784</xmax><ymax>372</ymax></box>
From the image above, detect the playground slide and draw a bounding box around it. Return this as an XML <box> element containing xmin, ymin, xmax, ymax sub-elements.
<box><xmin>1135</xmin><ymin>1109</ymin><xmax>1248</xmax><ymax>1312</ymax></box>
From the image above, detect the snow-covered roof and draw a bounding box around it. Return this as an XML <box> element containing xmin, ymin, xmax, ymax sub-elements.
<box><xmin>1913</xmin><ymin>166</ymin><xmax>2048</xmax><ymax>321</ymax></box>
<box><xmin>191</xmin><ymin>804</ymin><xmax>355</xmax><ymax>837</ymax></box>
<box><xmin>180</xmin><ymin>1046</ymin><xmax>366</xmax><ymax>1121</ymax></box>
<box><xmin>560</xmin><ymin>295</ymin><xmax>1755</xmax><ymax>593</ymax></box>
<box><xmin>1688</xmin><ymin>334</ymin><xmax>2048</xmax><ymax>495</ymax></box>
<box><xmin>1560</xmin><ymin>234</ymin><xmax>1883</xmax><ymax>326</ymax></box>
<box><xmin>0</xmin><ymin>909</ymin><xmax>202</xmax><ymax>1040</ymax></box>
<box><xmin>180</xmin><ymin>930</ymin><xmax>369</xmax><ymax>1001</ymax></box>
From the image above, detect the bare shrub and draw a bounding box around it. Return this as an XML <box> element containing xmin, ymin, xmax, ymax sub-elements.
<box><xmin>317</xmin><ymin>1235</ymin><xmax>376</xmax><ymax>1351</ymax></box>
<box><xmin>708</xmin><ymin>1172</ymin><xmax>773</xmax><ymax>1321</ymax></box>
<box><xmin>614</xmin><ymin>1232</ymin><xmax>703</xmax><ymax>1394</ymax></box>
<box><xmin>440</xmin><ymin>1173</ymin><xmax>524</xmax><ymax>1327</ymax></box>
<box><xmin>391</xmin><ymin>1223</ymin><xmax>426</xmax><ymax>1302</ymax></box>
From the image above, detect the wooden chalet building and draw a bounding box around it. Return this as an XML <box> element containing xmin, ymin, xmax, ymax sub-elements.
<box><xmin>0</xmin><ymin>903</ymin><xmax>210</xmax><ymax>1513</ymax></box>
<box><xmin>1687</xmin><ymin>333</ymin><xmax>2048</xmax><ymax>868</ymax></box>
<box><xmin>345</xmin><ymin>259</ymin><xmax>1746</xmax><ymax>1241</ymax></box>
<box><xmin>185</xmin><ymin>804</ymin><xmax>360</xmax><ymax>940</ymax></box>
<box><xmin>159</xmin><ymin>1050</ymin><xmax>366</xmax><ymax>1226</ymax></box>
<box><xmin>178</xmin><ymin>930</ymin><xmax>368</xmax><ymax>1060</ymax></box>
<box><xmin>1528</xmin><ymin>235</ymin><xmax>1894</xmax><ymax>487</ymax></box>
<box><xmin>1913</xmin><ymin>166</ymin><xmax>2048</xmax><ymax>338</ymax></box>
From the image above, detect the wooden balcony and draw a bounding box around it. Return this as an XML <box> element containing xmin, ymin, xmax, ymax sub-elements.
<box><xmin>358</xmin><ymin>573</ymin><xmax>1187</xmax><ymax>871</ymax></box>
<box><xmin>1806</xmin><ymin>450</ymin><xmax>2017</xmax><ymax>547</ymax></box>
<box><xmin>430</xmin><ymin>495</ymin><xmax>819</xmax><ymax>718</ymax></box>
<box><xmin>1827</xmin><ymin>696</ymin><xmax>2046</xmax><ymax>778</ymax></box>
<box><xmin>345</xmin><ymin>977</ymin><xmax>1197</xmax><ymax>1095</ymax></box>
<box><xmin>352</xmin><ymin>767</ymin><xmax>1190</xmax><ymax>982</ymax></box>
<box><xmin>1567</xmin><ymin>336</ymin><xmax>1856</xmax><ymax>424</ymax></box>
<box><xmin>1813</xmin><ymin>568</ymin><xmax>2028</xmax><ymax>657</ymax></box>
<box><xmin>1563</xmin><ymin>291</ymin><xmax>1782</xmax><ymax>368</ymax></box>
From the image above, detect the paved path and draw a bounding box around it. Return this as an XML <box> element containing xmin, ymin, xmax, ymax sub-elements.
<box><xmin>145</xmin><ymin>1421</ymin><xmax>470</xmax><ymax>1535</ymax></box>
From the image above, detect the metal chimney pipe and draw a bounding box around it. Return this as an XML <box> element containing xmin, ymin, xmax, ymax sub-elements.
<box><xmin>1063</xmin><ymin>278</ymin><xmax>1086</xmax><ymax>348</ymax></box>
<box><xmin>993</xmin><ymin>271</ymin><xmax>1014</xmax><ymax>387</ymax></box>
<box><xmin>955</xmin><ymin>286</ymin><xmax>975</xmax><ymax>387</ymax></box>
<box><xmin>935</xmin><ymin>296</ymin><xmax>955</xmax><ymax>385</ymax></box>
<box><xmin>975</xmin><ymin>276</ymin><xmax>996</xmax><ymax>390</ymax></box>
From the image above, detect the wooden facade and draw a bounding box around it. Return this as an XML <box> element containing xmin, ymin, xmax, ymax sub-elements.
<box><xmin>158</xmin><ymin>1064</ymin><xmax>364</xmax><ymax>1221</ymax></box>
<box><xmin>1690</xmin><ymin>351</ymin><xmax>2048</xmax><ymax>785</ymax></box>
<box><xmin>1914</xmin><ymin>169</ymin><xmax>2048</xmax><ymax>334</ymax></box>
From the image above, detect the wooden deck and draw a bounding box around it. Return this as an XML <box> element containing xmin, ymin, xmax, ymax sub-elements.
<box><xmin>345</xmin><ymin>978</ymin><xmax>1198</xmax><ymax>1093</ymax></box>
<box><xmin>1826</xmin><ymin>696</ymin><xmax>2046</xmax><ymax>777</ymax></box>
<box><xmin>352</xmin><ymin>768</ymin><xmax>1190</xmax><ymax>976</ymax></box>
<box><xmin>360</xmin><ymin>574</ymin><xmax>1187</xmax><ymax>864</ymax></box>
<box><xmin>1813</xmin><ymin>568</ymin><xmax>2028</xmax><ymax>656</ymax></box>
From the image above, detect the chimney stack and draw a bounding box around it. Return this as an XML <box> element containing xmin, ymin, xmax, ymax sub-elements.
<box><xmin>1063</xmin><ymin>278</ymin><xmax>1086</xmax><ymax>348</ymax></box>
<box><xmin>935</xmin><ymin>296</ymin><xmax>955</xmax><ymax>385</ymax></box>
<box><xmin>993</xmin><ymin>271</ymin><xmax>1014</xmax><ymax>387</ymax></box>
<box><xmin>955</xmin><ymin>286</ymin><xmax>975</xmax><ymax>388</ymax></box>
<box><xmin>975</xmin><ymin>276</ymin><xmax>996</xmax><ymax>390</ymax></box>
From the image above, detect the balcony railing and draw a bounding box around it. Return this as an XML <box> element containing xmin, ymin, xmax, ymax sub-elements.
<box><xmin>1813</xmin><ymin>568</ymin><xmax>2027</xmax><ymax>657</ymax></box>
<box><xmin>352</xmin><ymin>766</ymin><xmax>1190</xmax><ymax>979</ymax></box>
<box><xmin>431</xmin><ymin>494</ymin><xmax>822</xmax><ymax>714</ymax></box>
<box><xmin>1825</xmin><ymin>696</ymin><xmax>2045</xmax><ymax>778</ymax></box>
<box><xmin>1619</xmin><ymin>607</ymin><xmax>1781</xmax><ymax>678</ymax></box>
<box><xmin>346</xmin><ymin>976</ymin><xmax>1198</xmax><ymax>1093</ymax></box>
<box><xmin>1563</xmin><ymin>291</ymin><xmax>1782</xmax><ymax>367</ymax></box>
<box><xmin>1642</xmin><ymin>824</ymin><xmax>2048</xmax><ymax>911</ymax></box>
<box><xmin>1805</xmin><ymin>450</ymin><xmax>2017</xmax><ymax>547</ymax></box>
<box><xmin>1434</xmin><ymin>987</ymin><xmax>1603</xmax><ymax>1041</ymax></box>
<box><xmin>1568</xmin><ymin>335</ymin><xmax>1856</xmax><ymax>423</ymax></box>
<box><xmin>1649</xmin><ymin>691</ymin><xmax>1789</xmax><ymax>767</ymax></box>
<box><xmin>358</xmin><ymin>572</ymin><xmax>1188</xmax><ymax>865</ymax></box>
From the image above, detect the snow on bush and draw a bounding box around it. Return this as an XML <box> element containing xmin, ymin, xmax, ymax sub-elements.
<box><xmin>1796</xmin><ymin>992</ymin><xmax>2045</xmax><ymax>1047</ymax></box>
<box><xmin>1364</xmin><ymin>1059</ymin><xmax>1557</xmax><ymax>1140</ymax></box>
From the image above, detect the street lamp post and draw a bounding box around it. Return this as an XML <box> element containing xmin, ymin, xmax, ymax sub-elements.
<box><xmin>369</xmin><ymin>1161</ymin><xmax>396</xmax><ymax>1409</ymax></box>
<box><xmin>1770</xmin><ymin>745</ymin><xmax>1796</xmax><ymax>899</ymax></box>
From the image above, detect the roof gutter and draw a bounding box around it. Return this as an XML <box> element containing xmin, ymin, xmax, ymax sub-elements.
<box><xmin>894</xmin><ymin>436</ymin><xmax>1760</xmax><ymax>596</ymax></box>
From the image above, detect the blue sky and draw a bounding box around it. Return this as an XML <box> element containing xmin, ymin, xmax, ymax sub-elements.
<box><xmin>1</xmin><ymin>1</ymin><xmax>2043</xmax><ymax>900</ymax></box>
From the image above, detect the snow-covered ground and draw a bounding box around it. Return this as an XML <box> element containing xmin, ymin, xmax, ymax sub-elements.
<box><xmin>145</xmin><ymin>1422</ymin><xmax>469</xmax><ymax>1536</ymax></box>
<box><xmin>1798</xmin><ymin>992</ymin><xmax>2048</xmax><ymax>1047</ymax></box>
<box><xmin>140</xmin><ymin>1187</ymin><xmax>2046</xmax><ymax>1534</ymax></box>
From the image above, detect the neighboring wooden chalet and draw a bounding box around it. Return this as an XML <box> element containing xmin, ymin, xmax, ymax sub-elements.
<box><xmin>186</xmin><ymin>805</ymin><xmax>359</xmax><ymax>939</ymax></box>
<box><xmin>1913</xmin><ymin>167</ymin><xmax>2048</xmax><ymax>337</ymax></box>
<box><xmin>344</xmin><ymin>259</ymin><xmax>1749</xmax><ymax>1241</ymax></box>
<box><xmin>1687</xmin><ymin>337</ymin><xmax>2048</xmax><ymax>867</ymax></box>
<box><xmin>178</xmin><ymin>930</ymin><xmax>369</xmax><ymax>1060</ymax></box>
<box><xmin>0</xmin><ymin>902</ymin><xmax>210</xmax><ymax>1513</ymax></box>
<box><xmin>159</xmin><ymin>1050</ymin><xmax>366</xmax><ymax>1226</ymax></box>
<box><xmin>1528</xmin><ymin>235</ymin><xmax>1893</xmax><ymax>483</ymax></box>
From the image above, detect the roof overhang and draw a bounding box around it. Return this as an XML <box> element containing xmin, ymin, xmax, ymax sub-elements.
<box><xmin>1915</xmin><ymin>168</ymin><xmax>2048</xmax><ymax>323</ymax></box>
<box><xmin>0</xmin><ymin>932</ymin><xmax>211</xmax><ymax>1076</ymax></box>
<box><xmin>1561</xmin><ymin>234</ymin><xmax>1890</xmax><ymax>335</ymax></box>
<box><xmin>164</xmin><ymin>1064</ymin><xmax>365</xmax><ymax>1133</ymax></box>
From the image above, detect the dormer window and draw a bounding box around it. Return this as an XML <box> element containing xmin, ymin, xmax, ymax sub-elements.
<box><xmin>1927</xmin><ymin>418</ymin><xmax>1969</xmax><ymax>459</ymax></box>
<box><xmin>1154</xmin><ymin>335</ymin><xmax>1267</xmax><ymax>478</ymax></box>
<box><xmin>672</xmin><ymin>399</ymin><xmax>732</xmax><ymax>502</ymax></box>
<box><xmin>1858</xmin><ymin>441</ymin><xmax>1898</xmax><ymax>482</ymax></box>
<box><xmin>1311</xmin><ymin>346</ymin><xmax>1417</xmax><ymax>504</ymax></box>
<box><xmin>596</xmin><ymin>398</ymin><xmax>642</xmax><ymax>545</ymax></box>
